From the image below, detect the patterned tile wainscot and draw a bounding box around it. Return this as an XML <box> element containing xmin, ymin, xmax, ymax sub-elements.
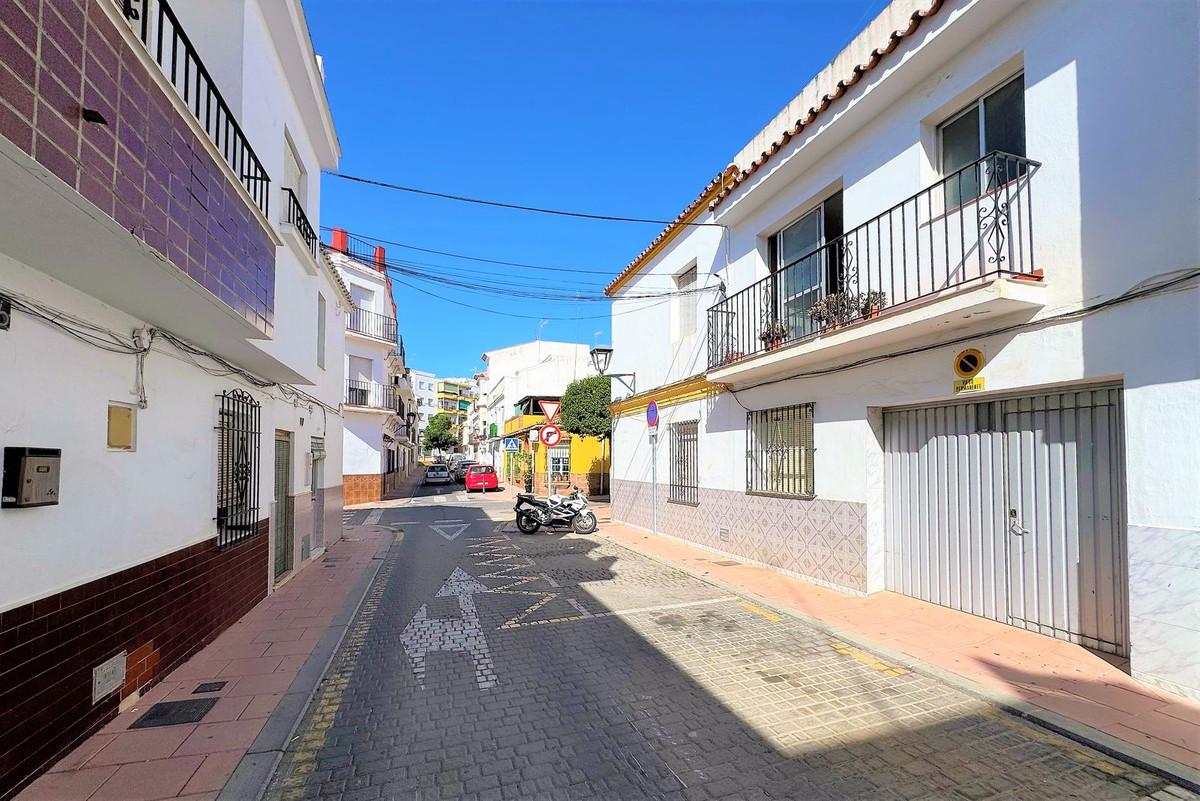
<box><xmin>611</xmin><ymin>479</ymin><xmax>867</xmax><ymax>593</ymax></box>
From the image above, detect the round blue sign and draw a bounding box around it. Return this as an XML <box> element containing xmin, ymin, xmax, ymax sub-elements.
<box><xmin>646</xmin><ymin>400</ymin><xmax>658</xmax><ymax>427</ymax></box>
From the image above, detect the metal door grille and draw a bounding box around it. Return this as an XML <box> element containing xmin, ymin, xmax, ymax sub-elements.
<box><xmin>216</xmin><ymin>389</ymin><xmax>260</xmax><ymax>547</ymax></box>
<box><xmin>310</xmin><ymin>436</ymin><xmax>325</xmax><ymax>552</ymax></box>
<box><xmin>669</xmin><ymin>420</ymin><xmax>699</xmax><ymax>505</ymax></box>
<box><xmin>884</xmin><ymin>386</ymin><xmax>1128</xmax><ymax>655</ymax></box>
<box><xmin>747</xmin><ymin>403</ymin><xmax>814</xmax><ymax>498</ymax></box>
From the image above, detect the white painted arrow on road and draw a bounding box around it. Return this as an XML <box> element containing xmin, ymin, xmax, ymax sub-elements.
<box><xmin>430</xmin><ymin>522</ymin><xmax>470</xmax><ymax>541</ymax></box>
<box><xmin>399</xmin><ymin>567</ymin><xmax>496</xmax><ymax>690</ymax></box>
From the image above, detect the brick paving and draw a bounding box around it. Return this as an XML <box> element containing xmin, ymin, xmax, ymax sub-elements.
<box><xmin>15</xmin><ymin>529</ymin><xmax>389</xmax><ymax>801</ymax></box>
<box><xmin>263</xmin><ymin>492</ymin><xmax>1197</xmax><ymax>801</ymax></box>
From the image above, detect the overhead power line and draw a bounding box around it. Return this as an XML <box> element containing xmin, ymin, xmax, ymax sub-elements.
<box><xmin>323</xmin><ymin>171</ymin><xmax>727</xmax><ymax>227</ymax></box>
<box><xmin>389</xmin><ymin>276</ymin><xmax>675</xmax><ymax>321</ymax></box>
<box><xmin>324</xmin><ymin>226</ymin><xmax>617</xmax><ymax>276</ymax></box>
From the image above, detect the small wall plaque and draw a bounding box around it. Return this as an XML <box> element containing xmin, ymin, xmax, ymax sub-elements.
<box><xmin>93</xmin><ymin>651</ymin><xmax>126</xmax><ymax>704</ymax></box>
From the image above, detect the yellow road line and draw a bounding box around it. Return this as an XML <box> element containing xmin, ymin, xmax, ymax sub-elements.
<box><xmin>830</xmin><ymin>639</ymin><xmax>908</xmax><ymax>676</ymax></box>
<box><xmin>739</xmin><ymin>601</ymin><xmax>785</xmax><ymax>622</ymax></box>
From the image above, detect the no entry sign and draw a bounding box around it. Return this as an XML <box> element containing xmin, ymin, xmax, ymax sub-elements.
<box><xmin>539</xmin><ymin>424</ymin><xmax>562</xmax><ymax>447</ymax></box>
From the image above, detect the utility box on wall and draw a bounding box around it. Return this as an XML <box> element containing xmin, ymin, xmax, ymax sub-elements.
<box><xmin>2</xmin><ymin>447</ymin><xmax>62</xmax><ymax>508</ymax></box>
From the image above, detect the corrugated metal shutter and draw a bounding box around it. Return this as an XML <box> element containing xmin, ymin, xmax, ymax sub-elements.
<box><xmin>884</xmin><ymin>386</ymin><xmax>1127</xmax><ymax>655</ymax></box>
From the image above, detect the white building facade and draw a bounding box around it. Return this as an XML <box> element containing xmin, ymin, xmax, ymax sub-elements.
<box><xmin>0</xmin><ymin>0</ymin><xmax>345</xmax><ymax>794</ymax></box>
<box><xmin>607</xmin><ymin>0</ymin><xmax>1199</xmax><ymax>701</ymax></box>
<box><xmin>478</xmin><ymin>341</ymin><xmax>597</xmax><ymax>471</ymax></box>
<box><xmin>410</xmin><ymin>368</ymin><xmax>438</xmax><ymax>453</ymax></box>
<box><xmin>326</xmin><ymin>231</ymin><xmax>414</xmax><ymax>504</ymax></box>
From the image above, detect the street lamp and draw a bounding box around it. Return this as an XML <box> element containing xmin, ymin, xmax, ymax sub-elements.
<box><xmin>589</xmin><ymin>345</ymin><xmax>636</xmax><ymax>396</ymax></box>
<box><xmin>405</xmin><ymin>411</ymin><xmax>418</xmax><ymax>437</ymax></box>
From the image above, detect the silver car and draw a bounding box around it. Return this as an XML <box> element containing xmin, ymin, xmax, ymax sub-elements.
<box><xmin>424</xmin><ymin>464</ymin><xmax>452</xmax><ymax>485</ymax></box>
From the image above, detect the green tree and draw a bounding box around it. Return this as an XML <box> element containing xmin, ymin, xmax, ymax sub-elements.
<box><xmin>559</xmin><ymin>375</ymin><xmax>612</xmax><ymax>440</ymax></box>
<box><xmin>560</xmin><ymin>375</ymin><xmax>613</xmax><ymax>494</ymax></box>
<box><xmin>422</xmin><ymin>413</ymin><xmax>458</xmax><ymax>452</ymax></box>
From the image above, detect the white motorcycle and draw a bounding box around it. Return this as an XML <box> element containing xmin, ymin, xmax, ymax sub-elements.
<box><xmin>514</xmin><ymin>488</ymin><xmax>598</xmax><ymax>535</ymax></box>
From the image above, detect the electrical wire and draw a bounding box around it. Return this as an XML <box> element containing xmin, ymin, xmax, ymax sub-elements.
<box><xmin>389</xmin><ymin>275</ymin><xmax>675</xmax><ymax>320</ymax></box>
<box><xmin>323</xmin><ymin>226</ymin><xmax>619</xmax><ymax>276</ymax></box>
<box><xmin>323</xmin><ymin>171</ymin><xmax>726</xmax><ymax>228</ymax></box>
<box><xmin>726</xmin><ymin>268</ymin><xmax>1200</xmax><ymax>397</ymax></box>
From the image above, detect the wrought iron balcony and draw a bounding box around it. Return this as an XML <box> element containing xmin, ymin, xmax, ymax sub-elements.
<box><xmin>283</xmin><ymin>188</ymin><xmax>318</xmax><ymax>260</ymax></box>
<box><xmin>708</xmin><ymin>152</ymin><xmax>1040</xmax><ymax>369</ymax></box>
<box><xmin>345</xmin><ymin>380</ymin><xmax>399</xmax><ymax>412</ymax></box>
<box><xmin>117</xmin><ymin>0</ymin><xmax>271</xmax><ymax>216</ymax></box>
<box><xmin>347</xmin><ymin>307</ymin><xmax>398</xmax><ymax>343</ymax></box>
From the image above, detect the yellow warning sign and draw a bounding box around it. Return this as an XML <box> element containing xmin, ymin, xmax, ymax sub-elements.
<box><xmin>954</xmin><ymin>348</ymin><xmax>985</xmax><ymax>378</ymax></box>
<box><xmin>954</xmin><ymin>377</ymin><xmax>985</xmax><ymax>394</ymax></box>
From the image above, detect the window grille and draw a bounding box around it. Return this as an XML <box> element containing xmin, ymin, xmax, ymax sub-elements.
<box><xmin>746</xmin><ymin>403</ymin><xmax>814</xmax><ymax>498</ymax></box>
<box><xmin>669</xmin><ymin>420</ymin><xmax>699</xmax><ymax>505</ymax></box>
<box><xmin>216</xmin><ymin>389</ymin><xmax>261</xmax><ymax>546</ymax></box>
<box><xmin>549</xmin><ymin>446</ymin><xmax>570</xmax><ymax>482</ymax></box>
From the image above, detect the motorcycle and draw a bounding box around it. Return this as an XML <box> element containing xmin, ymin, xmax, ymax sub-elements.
<box><xmin>514</xmin><ymin>488</ymin><xmax>598</xmax><ymax>535</ymax></box>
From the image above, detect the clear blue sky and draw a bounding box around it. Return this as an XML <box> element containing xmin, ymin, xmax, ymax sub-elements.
<box><xmin>303</xmin><ymin>0</ymin><xmax>888</xmax><ymax>377</ymax></box>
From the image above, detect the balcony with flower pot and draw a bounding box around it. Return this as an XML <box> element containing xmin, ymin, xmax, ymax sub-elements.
<box><xmin>706</xmin><ymin>152</ymin><xmax>1047</xmax><ymax>388</ymax></box>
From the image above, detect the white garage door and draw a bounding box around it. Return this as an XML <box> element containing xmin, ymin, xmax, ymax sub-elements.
<box><xmin>884</xmin><ymin>386</ymin><xmax>1128</xmax><ymax>655</ymax></box>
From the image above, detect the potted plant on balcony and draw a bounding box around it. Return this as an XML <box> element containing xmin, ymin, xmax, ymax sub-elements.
<box><xmin>808</xmin><ymin>292</ymin><xmax>859</xmax><ymax>331</ymax></box>
<box><xmin>758</xmin><ymin>320</ymin><xmax>790</xmax><ymax>351</ymax></box>
<box><xmin>859</xmin><ymin>291</ymin><xmax>888</xmax><ymax>320</ymax></box>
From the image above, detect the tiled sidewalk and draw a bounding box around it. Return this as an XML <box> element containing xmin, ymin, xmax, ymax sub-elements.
<box><xmin>601</xmin><ymin>521</ymin><xmax>1200</xmax><ymax>777</ymax></box>
<box><xmin>16</xmin><ymin>528</ymin><xmax>388</xmax><ymax>801</ymax></box>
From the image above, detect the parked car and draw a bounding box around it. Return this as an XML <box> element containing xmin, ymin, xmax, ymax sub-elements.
<box><xmin>453</xmin><ymin>461</ymin><xmax>477</xmax><ymax>481</ymax></box>
<box><xmin>424</xmin><ymin>464</ymin><xmax>452</xmax><ymax>485</ymax></box>
<box><xmin>464</xmin><ymin>465</ymin><xmax>499</xmax><ymax>492</ymax></box>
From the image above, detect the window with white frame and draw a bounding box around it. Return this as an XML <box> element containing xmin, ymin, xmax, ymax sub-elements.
<box><xmin>675</xmin><ymin>265</ymin><xmax>697</xmax><ymax>339</ymax></box>
<box><xmin>548</xmin><ymin>445</ymin><xmax>570</xmax><ymax>481</ymax></box>
<box><xmin>746</xmin><ymin>403</ymin><xmax>814</xmax><ymax>498</ymax></box>
<box><xmin>283</xmin><ymin>137</ymin><xmax>306</xmax><ymax>205</ymax></box>
<box><xmin>939</xmin><ymin>73</ymin><xmax>1025</xmax><ymax>206</ymax></box>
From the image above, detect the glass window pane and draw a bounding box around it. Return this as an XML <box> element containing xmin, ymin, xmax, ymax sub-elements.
<box><xmin>983</xmin><ymin>75</ymin><xmax>1025</xmax><ymax>158</ymax></box>
<box><xmin>779</xmin><ymin>209</ymin><xmax>822</xmax><ymax>268</ymax></box>
<box><xmin>942</xmin><ymin>107</ymin><xmax>981</xmax><ymax>206</ymax></box>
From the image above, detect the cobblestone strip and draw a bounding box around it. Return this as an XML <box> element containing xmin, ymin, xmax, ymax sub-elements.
<box><xmin>262</xmin><ymin>546</ymin><xmax>398</xmax><ymax>801</ymax></box>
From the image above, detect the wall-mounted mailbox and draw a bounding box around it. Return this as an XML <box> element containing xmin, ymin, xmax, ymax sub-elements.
<box><xmin>2</xmin><ymin>447</ymin><xmax>62</xmax><ymax>508</ymax></box>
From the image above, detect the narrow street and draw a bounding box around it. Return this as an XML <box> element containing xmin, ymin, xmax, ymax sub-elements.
<box><xmin>263</xmin><ymin>486</ymin><xmax>1189</xmax><ymax>801</ymax></box>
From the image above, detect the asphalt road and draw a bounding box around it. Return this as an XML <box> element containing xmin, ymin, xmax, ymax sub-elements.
<box><xmin>269</xmin><ymin>483</ymin><xmax>1194</xmax><ymax>801</ymax></box>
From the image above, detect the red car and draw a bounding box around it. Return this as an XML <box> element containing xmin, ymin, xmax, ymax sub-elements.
<box><xmin>464</xmin><ymin>464</ymin><xmax>499</xmax><ymax>492</ymax></box>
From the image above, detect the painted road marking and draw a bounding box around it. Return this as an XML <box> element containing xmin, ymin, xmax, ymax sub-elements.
<box><xmin>364</xmin><ymin>509</ymin><xmax>383</xmax><ymax>526</ymax></box>
<box><xmin>739</xmin><ymin>601</ymin><xmax>785</xmax><ymax>622</ymax></box>
<box><xmin>399</xmin><ymin>567</ymin><xmax>496</xmax><ymax>690</ymax></box>
<box><xmin>829</xmin><ymin>639</ymin><xmax>908</xmax><ymax>676</ymax></box>
<box><xmin>498</xmin><ymin>595</ymin><xmax>739</xmax><ymax>630</ymax></box>
<box><xmin>430</xmin><ymin>522</ymin><xmax>470</xmax><ymax>541</ymax></box>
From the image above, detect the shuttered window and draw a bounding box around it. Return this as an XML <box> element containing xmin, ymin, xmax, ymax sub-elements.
<box><xmin>746</xmin><ymin>403</ymin><xmax>814</xmax><ymax>498</ymax></box>
<box><xmin>669</xmin><ymin>420</ymin><xmax>699</xmax><ymax>505</ymax></box>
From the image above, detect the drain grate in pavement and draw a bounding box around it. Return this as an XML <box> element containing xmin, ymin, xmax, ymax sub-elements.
<box><xmin>129</xmin><ymin>698</ymin><xmax>218</xmax><ymax>729</ymax></box>
<box><xmin>192</xmin><ymin>681</ymin><xmax>227</xmax><ymax>694</ymax></box>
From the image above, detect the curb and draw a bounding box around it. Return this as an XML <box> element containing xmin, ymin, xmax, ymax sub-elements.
<box><xmin>216</xmin><ymin>531</ymin><xmax>394</xmax><ymax>801</ymax></box>
<box><xmin>594</xmin><ymin>526</ymin><xmax>1200</xmax><ymax>792</ymax></box>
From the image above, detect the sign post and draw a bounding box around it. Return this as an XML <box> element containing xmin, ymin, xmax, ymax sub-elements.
<box><xmin>647</xmin><ymin>400</ymin><xmax>659</xmax><ymax>535</ymax></box>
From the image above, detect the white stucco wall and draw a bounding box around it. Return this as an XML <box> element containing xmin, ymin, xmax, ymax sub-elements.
<box><xmin>610</xmin><ymin>0</ymin><xmax>1200</xmax><ymax>697</ymax></box>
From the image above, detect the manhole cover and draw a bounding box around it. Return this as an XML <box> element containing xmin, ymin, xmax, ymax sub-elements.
<box><xmin>192</xmin><ymin>681</ymin><xmax>227</xmax><ymax>694</ymax></box>
<box><xmin>130</xmin><ymin>698</ymin><xmax>218</xmax><ymax>729</ymax></box>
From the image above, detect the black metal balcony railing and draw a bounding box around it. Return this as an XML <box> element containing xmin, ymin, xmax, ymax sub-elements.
<box><xmin>388</xmin><ymin>336</ymin><xmax>406</xmax><ymax>363</ymax></box>
<box><xmin>708</xmin><ymin>152</ymin><xmax>1040</xmax><ymax>368</ymax></box>
<box><xmin>283</xmin><ymin>188</ymin><xmax>318</xmax><ymax>259</ymax></box>
<box><xmin>345</xmin><ymin>380</ymin><xmax>399</xmax><ymax>412</ymax></box>
<box><xmin>347</xmin><ymin>307</ymin><xmax>398</xmax><ymax>343</ymax></box>
<box><xmin>119</xmin><ymin>0</ymin><xmax>271</xmax><ymax>216</ymax></box>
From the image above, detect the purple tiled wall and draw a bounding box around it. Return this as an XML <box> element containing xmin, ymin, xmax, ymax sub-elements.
<box><xmin>0</xmin><ymin>0</ymin><xmax>275</xmax><ymax>334</ymax></box>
